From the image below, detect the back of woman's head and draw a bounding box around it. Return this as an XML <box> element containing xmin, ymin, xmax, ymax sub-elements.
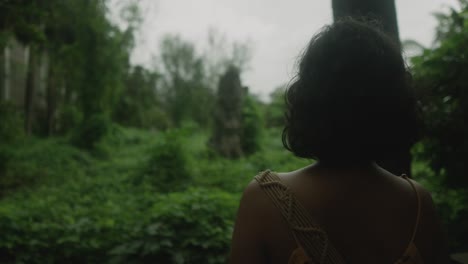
<box><xmin>283</xmin><ymin>18</ymin><xmax>421</xmax><ymax>162</ymax></box>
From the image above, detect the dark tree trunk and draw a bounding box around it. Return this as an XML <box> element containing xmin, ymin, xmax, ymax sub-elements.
<box><xmin>332</xmin><ymin>0</ymin><xmax>412</xmax><ymax>176</ymax></box>
<box><xmin>24</xmin><ymin>46</ymin><xmax>37</xmax><ymax>135</ymax></box>
<box><xmin>332</xmin><ymin>0</ymin><xmax>400</xmax><ymax>43</ymax></box>
<box><xmin>210</xmin><ymin>66</ymin><xmax>244</xmax><ymax>159</ymax></box>
<box><xmin>46</xmin><ymin>62</ymin><xmax>57</xmax><ymax>136</ymax></box>
<box><xmin>0</xmin><ymin>46</ymin><xmax>5</xmax><ymax>101</ymax></box>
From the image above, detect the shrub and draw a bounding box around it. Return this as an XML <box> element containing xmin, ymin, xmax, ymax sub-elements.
<box><xmin>191</xmin><ymin>128</ymin><xmax>310</xmax><ymax>193</ymax></box>
<box><xmin>71</xmin><ymin>114</ymin><xmax>112</xmax><ymax>150</ymax></box>
<box><xmin>0</xmin><ymin>139</ymin><xmax>90</xmax><ymax>196</ymax></box>
<box><xmin>240</xmin><ymin>95</ymin><xmax>263</xmax><ymax>155</ymax></box>
<box><xmin>412</xmin><ymin>145</ymin><xmax>468</xmax><ymax>251</ymax></box>
<box><xmin>115</xmin><ymin>102</ymin><xmax>171</xmax><ymax>131</ymax></box>
<box><xmin>57</xmin><ymin>105</ymin><xmax>83</xmax><ymax>134</ymax></box>
<box><xmin>0</xmin><ymin>101</ymin><xmax>24</xmax><ymax>145</ymax></box>
<box><xmin>142</xmin><ymin>107</ymin><xmax>172</xmax><ymax>130</ymax></box>
<box><xmin>109</xmin><ymin>188</ymin><xmax>238</xmax><ymax>264</ymax></box>
<box><xmin>0</xmin><ymin>126</ymin><xmax>312</xmax><ymax>263</ymax></box>
<box><xmin>0</xmin><ymin>188</ymin><xmax>238</xmax><ymax>264</ymax></box>
<box><xmin>264</xmin><ymin>86</ymin><xmax>286</xmax><ymax>128</ymax></box>
<box><xmin>142</xmin><ymin>130</ymin><xmax>191</xmax><ymax>192</ymax></box>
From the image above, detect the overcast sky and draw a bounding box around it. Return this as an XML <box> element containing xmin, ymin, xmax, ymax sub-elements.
<box><xmin>116</xmin><ymin>0</ymin><xmax>459</xmax><ymax>100</ymax></box>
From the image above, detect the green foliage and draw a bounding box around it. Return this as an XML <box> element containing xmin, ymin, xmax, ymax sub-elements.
<box><xmin>241</xmin><ymin>95</ymin><xmax>263</xmax><ymax>155</ymax></box>
<box><xmin>158</xmin><ymin>35</ymin><xmax>215</xmax><ymax>127</ymax></box>
<box><xmin>0</xmin><ymin>125</ymin><xmax>312</xmax><ymax>263</ymax></box>
<box><xmin>8</xmin><ymin>124</ymin><xmax>466</xmax><ymax>260</ymax></box>
<box><xmin>411</xmin><ymin>1</ymin><xmax>468</xmax><ymax>188</ymax></box>
<box><xmin>192</xmin><ymin>129</ymin><xmax>310</xmax><ymax>193</ymax></box>
<box><xmin>3</xmin><ymin>0</ymin><xmax>467</xmax><ymax>258</ymax></box>
<box><xmin>142</xmin><ymin>130</ymin><xmax>192</xmax><ymax>192</ymax></box>
<box><xmin>142</xmin><ymin>107</ymin><xmax>172</xmax><ymax>130</ymax></box>
<box><xmin>113</xmin><ymin>66</ymin><xmax>172</xmax><ymax>130</ymax></box>
<box><xmin>412</xmin><ymin>144</ymin><xmax>468</xmax><ymax>251</ymax></box>
<box><xmin>408</xmin><ymin>0</ymin><xmax>468</xmax><ymax>251</ymax></box>
<box><xmin>0</xmin><ymin>1</ymin><xmax>49</xmax><ymax>45</ymax></box>
<box><xmin>0</xmin><ymin>138</ymin><xmax>90</xmax><ymax>196</ymax></box>
<box><xmin>1</xmin><ymin>0</ymin><xmax>136</xmax><ymax>134</ymax></box>
<box><xmin>72</xmin><ymin>3</ymin><xmax>131</xmax><ymax>119</ymax></box>
<box><xmin>0</xmin><ymin>186</ymin><xmax>237</xmax><ymax>264</ymax></box>
<box><xmin>0</xmin><ymin>102</ymin><xmax>24</xmax><ymax>144</ymax></box>
<box><xmin>264</xmin><ymin>86</ymin><xmax>286</xmax><ymax>128</ymax></box>
<box><xmin>109</xmin><ymin>188</ymin><xmax>238</xmax><ymax>264</ymax></box>
<box><xmin>0</xmin><ymin>126</ymin><xmax>248</xmax><ymax>263</ymax></box>
<box><xmin>71</xmin><ymin>114</ymin><xmax>113</xmax><ymax>151</ymax></box>
<box><xmin>57</xmin><ymin>105</ymin><xmax>84</xmax><ymax>133</ymax></box>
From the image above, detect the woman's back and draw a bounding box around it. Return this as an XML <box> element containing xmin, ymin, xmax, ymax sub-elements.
<box><xmin>229</xmin><ymin>19</ymin><xmax>449</xmax><ymax>264</ymax></box>
<box><xmin>229</xmin><ymin>163</ymin><xmax>449</xmax><ymax>264</ymax></box>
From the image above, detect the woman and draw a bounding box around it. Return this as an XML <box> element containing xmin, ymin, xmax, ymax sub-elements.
<box><xmin>229</xmin><ymin>19</ymin><xmax>449</xmax><ymax>264</ymax></box>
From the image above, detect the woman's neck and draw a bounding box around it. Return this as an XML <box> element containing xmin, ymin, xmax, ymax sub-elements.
<box><xmin>310</xmin><ymin>160</ymin><xmax>386</xmax><ymax>180</ymax></box>
<box><xmin>315</xmin><ymin>159</ymin><xmax>376</xmax><ymax>169</ymax></box>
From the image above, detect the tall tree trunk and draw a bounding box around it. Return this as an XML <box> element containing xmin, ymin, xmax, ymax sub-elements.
<box><xmin>3</xmin><ymin>45</ymin><xmax>11</xmax><ymax>101</ymax></box>
<box><xmin>46</xmin><ymin>61</ymin><xmax>57</xmax><ymax>136</ymax></box>
<box><xmin>332</xmin><ymin>0</ymin><xmax>400</xmax><ymax>43</ymax></box>
<box><xmin>0</xmin><ymin>46</ymin><xmax>5</xmax><ymax>101</ymax></box>
<box><xmin>331</xmin><ymin>0</ymin><xmax>411</xmax><ymax>176</ymax></box>
<box><xmin>24</xmin><ymin>46</ymin><xmax>37</xmax><ymax>135</ymax></box>
<box><xmin>210</xmin><ymin>66</ymin><xmax>244</xmax><ymax>159</ymax></box>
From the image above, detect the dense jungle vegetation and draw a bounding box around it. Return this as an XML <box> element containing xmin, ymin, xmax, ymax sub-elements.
<box><xmin>0</xmin><ymin>0</ymin><xmax>467</xmax><ymax>263</ymax></box>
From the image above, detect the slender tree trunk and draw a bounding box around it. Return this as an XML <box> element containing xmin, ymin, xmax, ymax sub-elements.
<box><xmin>3</xmin><ymin>45</ymin><xmax>11</xmax><ymax>101</ymax></box>
<box><xmin>331</xmin><ymin>0</ymin><xmax>412</xmax><ymax>176</ymax></box>
<box><xmin>0</xmin><ymin>46</ymin><xmax>5</xmax><ymax>101</ymax></box>
<box><xmin>46</xmin><ymin>61</ymin><xmax>56</xmax><ymax>136</ymax></box>
<box><xmin>24</xmin><ymin>46</ymin><xmax>37</xmax><ymax>135</ymax></box>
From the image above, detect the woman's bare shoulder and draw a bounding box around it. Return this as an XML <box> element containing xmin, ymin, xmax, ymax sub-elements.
<box><xmin>229</xmin><ymin>172</ymin><xmax>289</xmax><ymax>264</ymax></box>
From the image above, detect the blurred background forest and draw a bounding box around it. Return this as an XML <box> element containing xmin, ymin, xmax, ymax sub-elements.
<box><xmin>0</xmin><ymin>0</ymin><xmax>467</xmax><ymax>263</ymax></box>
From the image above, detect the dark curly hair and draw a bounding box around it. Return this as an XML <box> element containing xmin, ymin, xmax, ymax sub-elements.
<box><xmin>282</xmin><ymin>18</ymin><xmax>422</xmax><ymax>163</ymax></box>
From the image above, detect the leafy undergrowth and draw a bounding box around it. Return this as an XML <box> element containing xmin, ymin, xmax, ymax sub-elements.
<box><xmin>1</xmin><ymin>126</ymin><xmax>465</xmax><ymax>262</ymax></box>
<box><xmin>412</xmin><ymin>158</ymin><xmax>468</xmax><ymax>251</ymax></box>
<box><xmin>0</xmin><ymin>126</ymin><xmax>308</xmax><ymax>263</ymax></box>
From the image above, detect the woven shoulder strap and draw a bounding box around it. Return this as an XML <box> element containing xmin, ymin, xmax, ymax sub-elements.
<box><xmin>254</xmin><ymin>170</ymin><xmax>345</xmax><ymax>264</ymax></box>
